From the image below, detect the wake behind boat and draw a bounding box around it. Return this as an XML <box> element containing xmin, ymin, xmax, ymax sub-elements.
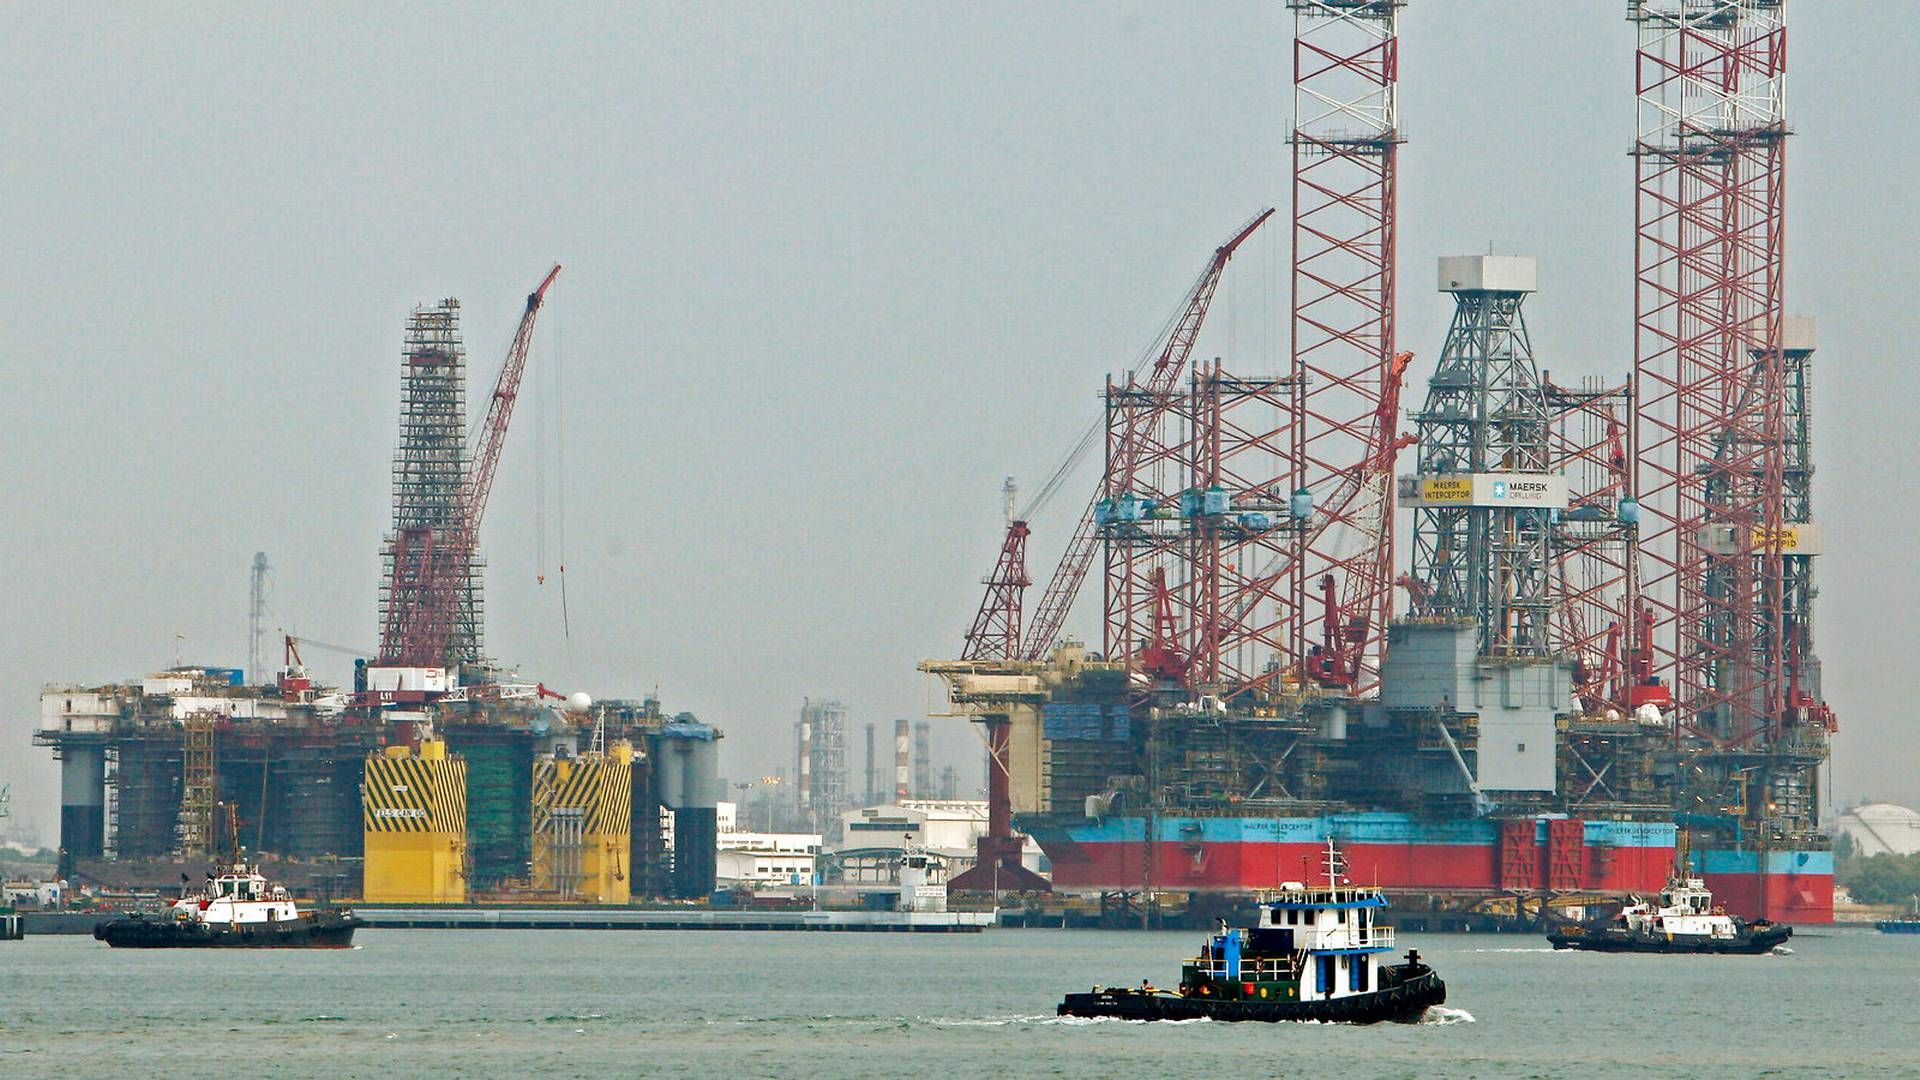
<box><xmin>1547</xmin><ymin>873</ymin><xmax>1789</xmax><ymax>954</ymax></box>
<box><xmin>93</xmin><ymin>863</ymin><xmax>358</xmax><ymax>949</ymax></box>
<box><xmin>1057</xmin><ymin>842</ymin><xmax>1446</xmax><ymax>1024</ymax></box>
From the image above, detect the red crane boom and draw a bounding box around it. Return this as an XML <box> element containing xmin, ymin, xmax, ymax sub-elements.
<box><xmin>468</xmin><ymin>264</ymin><xmax>563</xmax><ymax>539</ymax></box>
<box><xmin>960</xmin><ymin>520</ymin><xmax>1030</xmax><ymax>661</ymax></box>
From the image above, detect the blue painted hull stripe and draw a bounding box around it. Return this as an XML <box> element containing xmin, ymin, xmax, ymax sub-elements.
<box><xmin>1060</xmin><ymin>813</ymin><xmax>1679</xmax><ymax>849</ymax></box>
<box><xmin>1693</xmin><ymin>849</ymin><xmax>1835</xmax><ymax>876</ymax></box>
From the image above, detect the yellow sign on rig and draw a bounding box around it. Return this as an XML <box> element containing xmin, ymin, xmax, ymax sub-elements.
<box><xmin>1700</xmin><ymin>523</ymin><xmax>1823</xmax><ymax>556</ymax></box>
<box><xmin>1419</xmin><ymin>477</ymin><xmax>1475</xmax><ymax>504</ymax></box>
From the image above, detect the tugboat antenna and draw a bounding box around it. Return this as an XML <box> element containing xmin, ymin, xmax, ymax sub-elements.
<box><xmin>1322</xmin><ymin>839</ymin><xmax>1347</xmax><ymax>890</ymax></box>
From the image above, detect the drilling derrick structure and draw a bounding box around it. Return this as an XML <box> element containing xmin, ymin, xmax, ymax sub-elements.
<box><xmin>378</xmin><ymin>266</ymin><xmax>562</xmax><ymax>677</ymax></box>
<box><xmin>380</xmin><ymin>299</ymin><xmax>480</xmax><ymax>670</ymax></box>
<box><xmin>1092</xmin><ymin>208</ymin><xmax>1277</xmax><ymax>691</ymax></box>
<box><xmin>1405</xmin><ymin>257</ymin><xmax>1557</xmax><ymax>658</ymax></box>
<box><xmin>1777</xmin><ymin>320</ymin><xmax>1824</xmax><ymax>729</ymax></box>
<box><xmin>1017</xmin><ymin>209</ymin><xmax>1273</xmax><ymax>670</ymax></box>
<box><xmin>1280</xmin><ymin>0</ymin><xmax>1405</xmax><ymax>695</ymax></box>
<box><xmin>1544</xmin><ymin>377</ymin><xmax>1636</xmax><ymax>713</ymax></box>
<box><xmin>1629</xmin><ymin>0</ymin><xmax>1829</xmax><ymax>918</ymax></box>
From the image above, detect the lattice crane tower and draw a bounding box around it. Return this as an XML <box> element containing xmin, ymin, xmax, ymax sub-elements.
<box><xmin>1628</xmin><ymin>0</ymin><xmax>1801</xmax><ymax>747</ymax></box>
<box><xmin>1280</xmin><ymin>0</ymin><xmax>1407</xmax><ymax>694</ymax></box>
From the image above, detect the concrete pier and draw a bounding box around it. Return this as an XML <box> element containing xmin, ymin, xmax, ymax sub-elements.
<box><xmin>355</xmin><ymin>907</ymin><xmax>992</xmax><ymax>932</ymax></box>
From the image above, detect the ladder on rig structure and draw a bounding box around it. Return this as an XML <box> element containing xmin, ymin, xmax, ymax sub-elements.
<box><xmin>178</xmin><ymin>713</ymin><xmax>217</xmax><ymax>858</ymax></box>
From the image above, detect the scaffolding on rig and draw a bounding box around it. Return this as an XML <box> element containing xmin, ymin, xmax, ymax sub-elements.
<box><xmin>380</xmin><ymin>298</ymin><xmax>484</xmax><ymax>668</ymax></box>
<box><xmin>177</xmin><ymin>713</ymin><xmax>216</xmax><ymax>858</ymax></box>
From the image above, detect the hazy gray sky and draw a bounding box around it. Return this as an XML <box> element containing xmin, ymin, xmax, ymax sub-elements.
<box><xmin>3</xmin><ymin>4</ymin><xmax>1911</xmax><ymax>837</ymax></box>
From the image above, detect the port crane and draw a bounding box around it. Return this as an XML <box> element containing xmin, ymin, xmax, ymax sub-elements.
<box><xmin>378</xmin><ymin>265</ymin><xmax>562</xmax><ymax>670</ymax></box>
<box><xmin>959</xmin><ymin>210</ymin><xmax>1275</xmax><ymax>662</ymax></box>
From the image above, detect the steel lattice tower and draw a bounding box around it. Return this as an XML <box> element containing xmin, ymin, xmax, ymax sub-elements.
<box><xmin>381</xmin><ymin>300</ymin><xmax>484</xmax><ymax>667</ymax></box>
<box><xmin>1776</xmin><ymin>320</ymin><xmax>1824</xmax><ymax>723</ymax></box>
<box><xmin>1629</xmin><ymin>0</ymin><xmax>1792</xmax><ymax>746</ymax></box>
<box><xmin>798</xmin><ymin>699</ymin><xmax>851</xmax><ymax>836</ymax></box>
<box><xmin>1407</xmin><ymin>258</ymin><xmax>1553</xmax><ymax>657</ymax></box>
<box><xmin>1544</xmin><ymin>377</ymin><xmax>1636</xmax><ymax>711</ymax></box>
<box><xmin>1086</xmin><ymin>6</ymin><xmax>1410</xmax><ymax>701</ymax></box>
<box><xmin>1281</xmin><ymin>0</ymin><xmax>1406</xmax><ymax>694</ymax></box>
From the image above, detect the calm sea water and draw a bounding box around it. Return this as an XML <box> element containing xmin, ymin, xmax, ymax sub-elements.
<box><xmin>1</xmin><ymin>925</ymin><xmax>1914</xmax><ymax>1078</ymax></box>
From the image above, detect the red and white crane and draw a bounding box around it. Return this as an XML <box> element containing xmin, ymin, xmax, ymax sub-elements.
<box><xmin>979</xmin><ymin>209</ymin><xmax>1273</xmax><ymax>663</ymax></box>
<box><xmin>377</xmin><ymin>264</ymin><xmax>562</xmax><ymax>672</ymax></box>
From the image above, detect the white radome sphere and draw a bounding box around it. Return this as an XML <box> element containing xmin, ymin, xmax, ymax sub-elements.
<box><xmin>568</xmin><ymin>691</ymin><xmax>593</xmax><ymax>713</ymax></box>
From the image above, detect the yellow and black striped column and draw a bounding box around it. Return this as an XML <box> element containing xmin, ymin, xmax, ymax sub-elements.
<box><xmin>363</xmin><ymin>740</ymin><xmax>468</xmax><ymax>903</ymax></box>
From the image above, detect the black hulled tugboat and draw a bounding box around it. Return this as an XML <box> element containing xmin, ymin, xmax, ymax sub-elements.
<box><xmin>94</xmin><ymin>863</ymin><xmax>358</xmax><ymax>949</ymax></box>
<box><xmin>1547</xmin><ymin>872</ymin><xmax>1789</xmax><ymax>954</ymax></box>
<box><xmin>1877</xmin><ymin>895</ymin><xmax>1920</xmax><ymax>935</ymax></box>
<box><xmin>1058</xmin><ymin>843</ymin><xmax>1446</xmax><ymax>1024</ymax></box>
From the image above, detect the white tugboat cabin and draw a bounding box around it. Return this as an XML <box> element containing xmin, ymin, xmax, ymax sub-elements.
<box><xmin>1622</xmin><ymin>876</ymin><xmax>1738</xmax><ymax>940</ymax></box>
<box><xmin>169</xmin><ymin>864</ymin><xmax>299</xmax><ymax>926</ymax></box>
<box><xmin>1191</xmin><ymin>840</ymin><xmax>1396</xmax><ymax>1001</ymax></box>
<box><xmin>1251</xmin><ymin>874</ymin><xmax>1396</xmax><ymax>999</ymax></box>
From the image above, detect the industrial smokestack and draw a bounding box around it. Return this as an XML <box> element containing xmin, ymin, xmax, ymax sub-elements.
<box><xmin>797</xmin><ymin>705</ymin><xmax>813</xmax><ymax>828</ymax></box>
<box><xmin>894</xmin><ymin>718</ymin><xmax>910</xmax><ymax>802</ymax></box>
<box><xmin>913</xmin><ymin>721</ymin><xmax>932</xmax><ymax>801</ymax></box>
<box><xmin>864</xmin><ymin>721</ymin><xmax>876</xmax><ymax>807</ymax></box>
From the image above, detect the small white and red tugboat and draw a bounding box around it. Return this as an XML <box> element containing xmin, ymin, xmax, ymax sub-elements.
<box><xmin>94</xmin><ymin>863</ymin><xmax>358</xmax><ymax>949</ymax></box>
<box><xmin>1547</xmin><ymin>873</ymin><xmax>1789</xmax><ymax>955</ymax></box>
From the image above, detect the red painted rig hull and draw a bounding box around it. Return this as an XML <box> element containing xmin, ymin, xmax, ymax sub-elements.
<box><xmin>1028</xmin><ymin>814</ymin><xmax>1832</xmax><ymax>923</ymax></box>
<box><xmin>1031</xmin><ymin>814</ymin><xmax>1674</xmax><ymax>894</ymax></box>
<box><xmin>1697</xmin><ymin>848</ymin><xmax>1834</xmax><ymax>924</ymax></box>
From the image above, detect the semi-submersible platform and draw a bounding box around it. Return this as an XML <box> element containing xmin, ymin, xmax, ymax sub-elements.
<box><xmin>925</xmin><ymin>3</ymin><xmax>1835</xmax><ymax>926</ymax></box>
<box><xmin>36</xmin><ymin>263</ymin><xmax>726</xmax><ymax>905</ymax></box>
<box><xmin>38</xmin><ymin>667</ymin><xmax>723</xmax><ymax>904</ymax></box>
